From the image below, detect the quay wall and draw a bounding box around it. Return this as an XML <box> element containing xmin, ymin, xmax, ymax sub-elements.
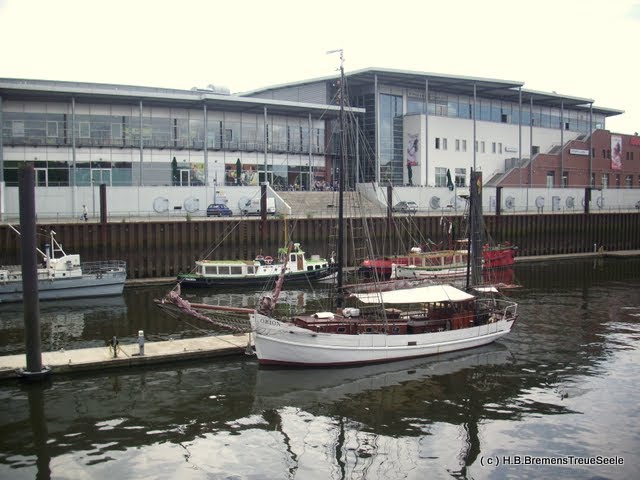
<box><xmin>1</xmin><ymin>213</ymin><xmax>639</xmax><ymax>279</ymax></box>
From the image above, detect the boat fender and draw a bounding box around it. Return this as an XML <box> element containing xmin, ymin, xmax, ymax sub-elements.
<box><xmin>343</xmin><ymin>308</ymin><xmax>360</xmax><ymax>318</ymax></box>
<box><xmin>264</xmin><ymin>256</ymin><xmax>273</xmax><ymax>265</ymax></box>
<box><xmin>314</xmin><ymin>312</ymin><xmax>335</xmax><ymax>319</ymax></box>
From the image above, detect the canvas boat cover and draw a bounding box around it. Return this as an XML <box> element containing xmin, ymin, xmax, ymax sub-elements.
<box><xmin>351</xmin><ymin>284</ymin><xmax>475</xmax><ymax>304</ymax></box>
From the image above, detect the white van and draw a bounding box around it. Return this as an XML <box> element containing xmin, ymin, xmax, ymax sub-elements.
<box><xmin>240</xmin><ymin>197</ymin><xmax>276</xmax><ymax>216</ymax></box>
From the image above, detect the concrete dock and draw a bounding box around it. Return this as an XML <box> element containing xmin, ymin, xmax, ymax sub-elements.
<box><xmin>0</xmin><ymin>334</ymin><xmax>253</xmax><ymax>380</ymax></box>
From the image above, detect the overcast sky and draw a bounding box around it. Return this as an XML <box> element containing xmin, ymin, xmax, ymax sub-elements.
<box><xmin>1</xmin><ymin>0</ymin><xmax>638</xmax><ymax>134</ymax></box>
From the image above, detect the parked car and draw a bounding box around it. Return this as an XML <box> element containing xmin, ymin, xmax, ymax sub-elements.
<box><xmin>392</xmin><ymin>201</ymin><xmax>418</xmax><ymax>213</ymax></box>
<box><xmin>206</xmin><ymin>203</ymin><xmax>233</xmax><ymax>217</ymax></box>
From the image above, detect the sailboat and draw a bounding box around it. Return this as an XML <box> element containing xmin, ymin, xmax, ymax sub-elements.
<box><xmin>361</xmin><ymin>211</ymin><xmax>517</xmax><ymax>281</ymax></box>
<box><xmin>249</xmin><ymin>53</ymin><xmax>519</xmax><ymax>367</ymax></box>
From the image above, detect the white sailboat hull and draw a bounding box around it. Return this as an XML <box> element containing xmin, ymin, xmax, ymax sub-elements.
<box><xmin>250</xmin><ymin>313</ymin><xmax>515</xmax><ymax>367</ymax></box>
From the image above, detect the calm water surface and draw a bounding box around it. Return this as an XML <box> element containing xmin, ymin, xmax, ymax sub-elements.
<box><xmin>0</xmin><ymin>258</ymin><xmax>639</xmax><ymax>479</ymax></box>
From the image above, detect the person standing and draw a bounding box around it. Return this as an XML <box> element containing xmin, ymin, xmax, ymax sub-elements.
<box><xmin>82</xmin><ymin>204</ymin><xmax>88</xmax><ymax>221</ymax></box>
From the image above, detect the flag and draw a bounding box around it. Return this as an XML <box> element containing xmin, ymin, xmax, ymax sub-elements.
<box><xmin>446</xmin><ymin>169</ymin><xmax>454</xmax><ymax>191</ymax></box>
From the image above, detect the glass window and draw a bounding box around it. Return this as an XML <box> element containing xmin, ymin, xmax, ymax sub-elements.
<box><xmin>490</xmin><ymin>101</ymin><xmax>501</xmax><ymax>122</ymax></box>
<box><xmin>272</xmin><ymin>123</ymin><xmax>286</xmax><ymax>152</ymax></box>
<box><xmin>407</xmin><ymin>98</ymin><xmax>425</xmax><ymax>114</ymax></box>
<box><xmin>454</xmin><ymin>168</ymin><xmax>466</xmax><ymax>187</ymax></box>
<box><xmin>501</xmin><ymin>104</ymin><xmax>511</xmax><ymax>123</ymax></box>
<box><xmin>435</xmin><ymin>167</ymin><xmax>447</xmax><ymax>187</ymax></box>
<box><xmin>378</xmin><ymin>93</ymin><xmax>404</xmax><ymax>185</ymax></box>
<box><xmin>479</xmin><ymin>99</ymin><xmax>491</xmax><ymax>121</ymax></box>
<box><xmin>511</xmin><ymin>104</ymin><xmax>520</xmax><ymax>125</ymax></box>
<box><xmin>447</xmin><ymin>96</ymin><xmax>458</xmax><ymax>118</ymax></box>
<box><xmin>46</xmin><ymin>121</ymin><xmax>58</xmax><ymax>137</ymax></box>
<box><xmin>602</xmin><ymin>173</ymin><xmax>609</xmax><ymax>189</ymax></box>
<box><xmin>111</xmin><ymin>123</ymin><xmax>122</xmax><ymax>144</ymax></box>
<box><xmin>188</xmin><ymin>117</ymin><xmax>205</xmax><ymax>149</ymax></box>
<box><xmin>546</xmin><ymin>171</ymin><xmax>555</xmax><ymax>188</ymax></box>
<box><xmin>442</xmin><ymin>138</ymin><xmax>447</xmax><ymax>150</ymax></box>
<box><xmin>47</xmin><ymin>161</ymin><xmax>70</xmax><ymax>186</ymax></box>
<box><xmin>462</xmin><ymin>139</ymin><xmax>467</xmax><ymax>152</ymax></box>
<box><xmin>12</xmin><ymin>121</ymin><xmax>25</xmax><ymax>137</ymax></box>
<box><xmin>458</xmin><ymin>98</ymin><xmax>471</xmax><ymax>119</ymax></box>
<box><xmin>79</xmin><ymin>122</ymin><xmax>90</xmax><ymax>138</ymax></box>
<box><xmin>455</xmin><ymin>139</ymin><xmax>460</xmax><ymax>151</ymax></box>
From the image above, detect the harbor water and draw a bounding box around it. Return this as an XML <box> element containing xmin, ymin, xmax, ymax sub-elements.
<box><xmin>0</xmin><ymin>257</ymin><xmax>639</xmax><ymax>479</ymax></box>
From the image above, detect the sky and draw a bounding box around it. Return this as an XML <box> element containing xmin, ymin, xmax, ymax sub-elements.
<box><xmin>1</xmin><ymin>0</ymin><xmax>639</xmax><ymax>135</ymax></box>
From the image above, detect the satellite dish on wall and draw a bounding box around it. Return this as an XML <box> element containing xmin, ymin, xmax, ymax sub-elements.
<box><xmin>535</xmin><ymin>196</ymin><xmax>545</xmax><ymax>209</ymax></box>
<box><xmin>565</xmin><ymin>196</ymin><xmax>575</xmax><ymax>209</ymax></box>
<box><xmin>183</xmin><ymin>197</ymin><xmax>200</xmax><ymax>213</ymax></box>
<box><xmin>505</xmin><ymin>196</ymin><xmax>515</xmax><ymax>210</ymax></box>
<box><xmin>153</xmin><ymin>197</ymin><xmax>169</xmax><ymax>213</ymax></box>
<box><xmin>429</xmin><ymin>196</ymin><xmax>441</xmax><ymax>210</ymax></box>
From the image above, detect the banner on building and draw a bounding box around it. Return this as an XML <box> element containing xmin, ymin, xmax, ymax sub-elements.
<box><xmin>611</xmin><ymin>135</ymin><xmax>622</xmax><ymax>170</ymax></box>
<box><xmin>407</xmin><ymin>134</ymin><xmax>419</xmax><ymax>166</ymax></box>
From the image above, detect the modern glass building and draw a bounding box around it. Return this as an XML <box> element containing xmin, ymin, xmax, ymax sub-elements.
<box><xmin>244</xmin><ymin>68</ymin><xmax>625</xmax><ymax>188</ymax></box>
<box><xmin>0</xmin><ymin>78</ymin><xmax>357</xmax><ymax>192</ymax></box>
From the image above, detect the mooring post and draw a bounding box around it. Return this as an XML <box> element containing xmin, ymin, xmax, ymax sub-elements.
<box><xmin>19</xmin><ymin>164</ymin><xmax>50</xmax><ymax>380</ymax></box>
<box><xmin>137</xmin><ymin>330</ymin><xmax>145</xmax><ymax>356</ymax></box>
<box><xmin>110</xmin><ymin>336</ymin><xmax>119</xmax><ymax>358</ymax></box>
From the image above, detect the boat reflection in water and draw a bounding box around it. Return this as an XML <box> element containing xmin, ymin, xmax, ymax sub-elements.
<box><xmin>181</xmin><ymin>287</ymin><xmax>328</xmax><ymax>312</ymax></box>
<box><xmin>0</xmin><ymin>296</ymin><xmax>127</xmax><ymax>355</ymax></box>
<box><xmin>252</xmin><ymin>344</ymin><xmax>512</xmax><ymax>412</ymax></box>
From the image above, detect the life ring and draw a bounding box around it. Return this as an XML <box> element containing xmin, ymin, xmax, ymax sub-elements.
<box><xmin>255</xmin><ymin>255</ymin><xmax>264</xmax><ymax>261</ymax></box>
<box><xmin>264</xmin><ymin>256</ymin><xmax>273</xmax><ymax>265</ymax></box>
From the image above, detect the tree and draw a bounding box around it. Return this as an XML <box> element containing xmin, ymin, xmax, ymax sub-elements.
<box><xmin>171</xmin><ymin>157</ymin><xmax>178</xmax><ymax>186</ymax></box>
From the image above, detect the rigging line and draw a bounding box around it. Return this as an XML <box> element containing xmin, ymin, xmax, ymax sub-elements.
<box><xmin>162</xmin><ymin>308</ymin><xmax>215</xmax><ymax>335</ymax></box>
<box><xmin>162</xmin><ymin>303</ymin><xmax>251</xmax><ymax>335</ymax></box>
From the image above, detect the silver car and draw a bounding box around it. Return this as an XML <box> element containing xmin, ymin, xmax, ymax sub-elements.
<box><xmin>392</xmin><ymin>201</ymin><xmax>418</xmax><ymax>213</ymax></box>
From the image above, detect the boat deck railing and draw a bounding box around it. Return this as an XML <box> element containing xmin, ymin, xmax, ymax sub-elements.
<box><xmin>477</xmin><ymin>297</ymin><xmax>518</xmax><ymax>319</ymax></box>
<box><xmin>81</xmin><ymin>260</ymin><xmax>127</xmax><ymax>274</ymax></box>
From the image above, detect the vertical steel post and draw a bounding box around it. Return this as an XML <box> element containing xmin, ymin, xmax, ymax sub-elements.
<box><xmin>19</xmin><ymin>165</ymin><xmax>45</xmax><ymax>377</ymax></box>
